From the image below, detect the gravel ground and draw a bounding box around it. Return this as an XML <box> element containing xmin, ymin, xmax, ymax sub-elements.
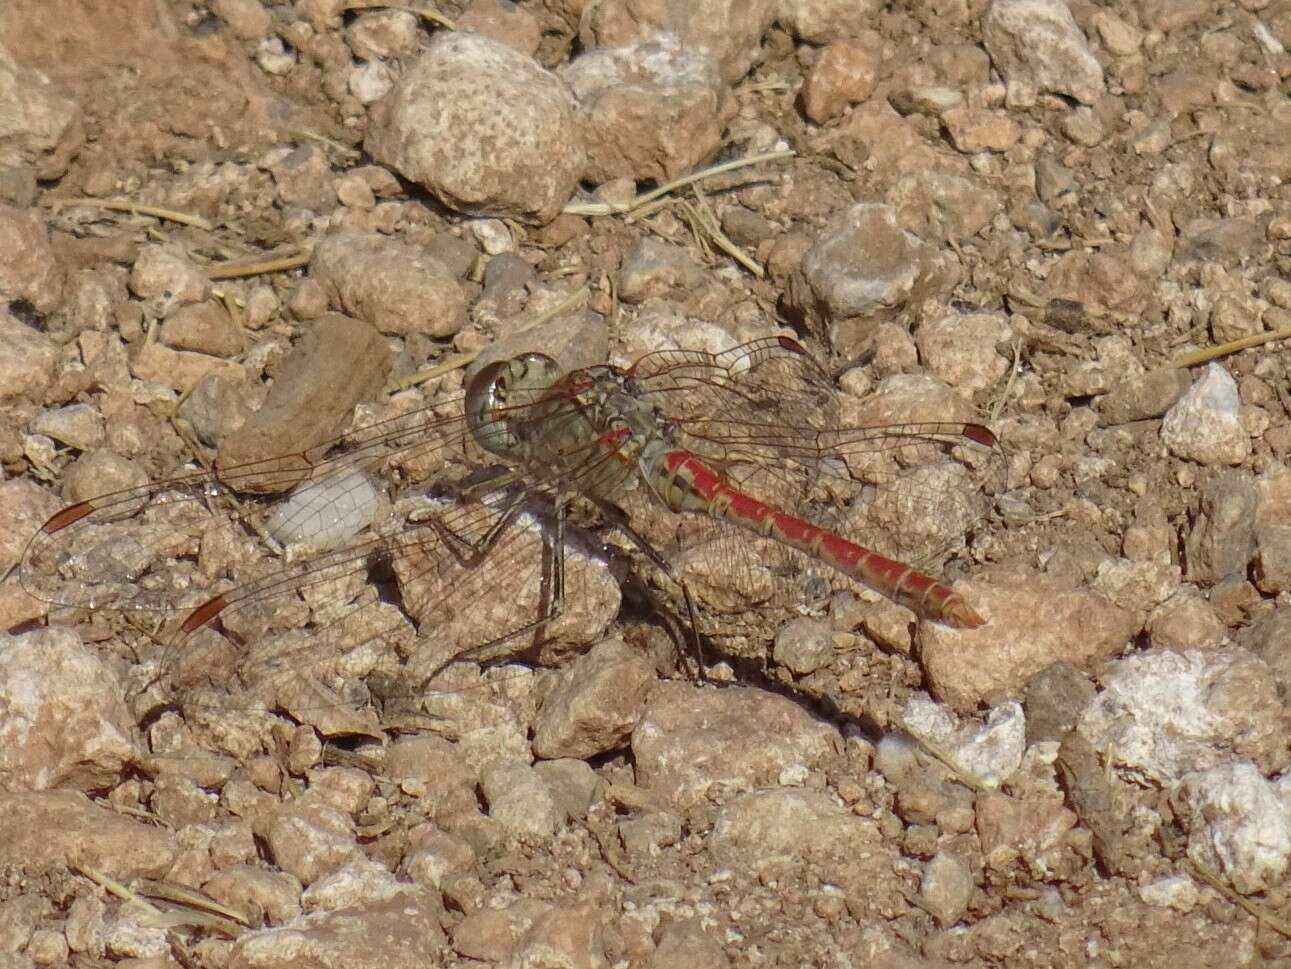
<box><xmin>2</xmin><ymin>0</ymin><xmax>1291</xmax><ymax>966</ymax></box>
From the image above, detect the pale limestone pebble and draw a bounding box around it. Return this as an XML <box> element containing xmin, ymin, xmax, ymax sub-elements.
<box><xmin>348</xmin><ymin>60</ymin><xmax>394</xmax><ymax>104</ymax></box>
<box><xmin>919</xmin><ymin>573</ymin><xmax>1138</xmax><ymax>713</ymax></box>
<box><xmin>1061</xmin><ymin>105</ymin><xmax>1104</xmax><ymax>146</ymax></box>
<box><xmin>801</xmin><ymin>40</ymin><xmax>880</xmax><ymax>124</ymax></box>
<box><xmin>210</xmin><ymin>0</ymin><xmax>272</xmax><ymax>39</ymax></box>
<box><xmin>982</xmin><ymin>0</ymin><xmax>1105</xmax><ymax>105</ymax></box>
<box><xmin>261</xmin><ymin>144</ymin><xmax>336</xmax><ymax>213</ymax></box>
<box><xmin>451</xmin><ymin>899</ymin><xmax>552</xmax><ymax>963</ymax></box>
<box><xmin>365</xmin><ymin>33</ymin><xmax>585</xmax><ymax>224</ymax></box>
<box><xmin>787</xmin><ymin>202</ymin><xmax>958</xmax><ymax>357</ymax></box>
<box><xmin>531</xmin><ymin>637</ymin><xmax>656</xmax><ymax>760</ymax></box>
<box><xmin>0</xmin><ymin>790</ymin><xmax>175</xmax><ymax>880</ymax></box>
<box><xmin>309</xmin><ymin>232</ymin><xmax>466</xmax><ymax>337</ymax></box>
<box><xmin>128</xmin><ymin>242</ymin><xmax>209</xmax><ymax>318</ymax></box>
<box><xmin>228</xmin><ymin>890</ymin><xmax>447</xmax><ymax>969</ymax></box>
<box><xmin>466</xmin><ymin>217</ymin><xmax>513</xmax><ymax>254</ymax></box>
<box><xmin>533</xmin><ymin>759</ymin><xmax>600</xmax><ymax>821</ymax></box>
<box><xmin>346</xmin><ymin>10</ymin><xmax>420</xmax><ymax>60</ymax></box>
<box><xmin>1094</xmin><ymin>9</ymin><xmax>1142</xmax><ymax>55</ymax></box>
<box><xmin>1161</xmin><ymin>364</ymin><xmax>1251</xmax><ymax>466</ymax></box>
<box><xmin>1090</xmin><ymin>558</ymin><xmax>1183</xmax><ymax>621</ymax></box>
<box><xmin>1182</xmin><ymin>761</ymin><xmax>1291</xmax><ymax>895</ymax></box>
<box><xmin>901</xmin><ymin>695</ymin><xmax>1026</xmax><ymax>789</ymax></box>
<box><xmin>0</xmin><ymin>204</ymin><xmax>65</xmax><ymax>314</ymax></box>
<box><xmin>256</xmin><ymin>35</ymin><xmax>297</xmax><ymax>75</ymax></box>
<box><xmin>1137</xmin><ymin>874</ymin><xmax>1198</xmax><ymax>911</ymax></box>
<box><xmin>26</xmin><ymin>927</ymin><xmax>68</xmax><ymax>966</ymax></box>
<box><xmin>0</xmin><ymin>628</ymin><xmax>138</xmax><ymax>791</ymax></box>
<box><xmin>777</xmin><ymin>0</ymin><xmax>878</xmax><ymax>43</ymax></box>
<box><xmin>581</xmin><ymin>0</ymin><xmax>777</xmax><ymax>84</ymax></box>
<box><xmin>914</xmin><ymin>310</ymin><xmax>1012</xmax><ymax>393</ymax></box>
<box><xmin>264</xmin><ymin>797</ymin><xmax>364</xmax><ymax>886</ymax></box>
<box><xmin>300</xmin><ymin>857</ymin><xmax>406</xmax><ymax>912</ymax></box>
<box><xmin>631</xmin><ymin>682</ymin><xmax>841</xmax><ymax>810</ymax></box>
<box><xmin>101</xmin><ymin>906</ymin><xmax>169</xmax><ymax>960</ymax></box>
<box><xmin>399</xmin><ymin>823</ymin><xmax>477</xmax><ymax>891</ymax></box>
<box><xmin>59</xmin><ymin>446</ymin><xmax>148</xmax><ymax>508</ymax></box>
<box><xmin>28</xmin><ymin>402</ymin><xmax>103</xmax><ymax>452</ymax></box>
<box><xmin>941</xmin><ymin>106</ymin><xmax>1021</xmax><ymax>152</ymax></box>
<box><xmin>0</xmin><ymin>40</ymin><xmax>82</xmax><ymax>179</ymax></box>
<box><xmin>335</xmin><ymin>173</ymin><xmax>374</xmax><ymax>210</ymax></box>
<box><xmin>479</xmin><ymin>760</ymin><xmax>568</xmax><ymax>838</ymax></box>
<box><xmin>610</xmin><ymin>304</ymin><xmax>759</xmax><ymax>365</ymax></box>
<box><xmin>150</xmin><ymin>774</ymin><xmax>219</xmax><ymax>828</ymax></box>
<box><xmin>619</xmin><ymin>810</ymin><xmax>683</xmax><ymax>857</ymax></box>
<box><xmin>1254</xmin><ymin>465</ymin><xmax>1291</xmax><ymax>594</ymax></box>
<box><xmin>772</xmin><ymin>617</ymin><xmax>834</xmax><ymax>676</ymax></box>
<box><xmin>975</xmin><ymin>789</ymin><xmax>1077</xmax><ymax>875</ymax></box>
<box><xmin>920</xmin><ymin>850</ymin><xmax>975</xmax><ymax>926</ymax></box>
<box><xmin>889</xmin><ymin>169</ymin><xmax>1002</xmax><ymax>244</ymax></box>
<box><xmin>0</xmin><ymin>310</ymin><xmax>59</xmax><ymax>401</ymax></box>
<box><xmin>456</xmin><ymin>0</ymin><xmax>542</xmax><ymax>56</ymax></box>
<box><xmin>176</xmin><ymin>373</ymin><xmax>252</xmax><ymax>448</ymax></box>
<box><xmin>559</xmin><ymin>35</ymin><xmax>730</xmax><ymax>184</ymax></box>
<box><xmin>709</xmin><ymin>788</ymin><xmax>885</xmax><ymax>869</ymax></box>
<box><xmin>63</xmin><ymin>268</ymin><xmax>125</xmax><ymax>331</ymax></box>
<box><xmin>617</xmin><ymin>237</ymin><xmax>708</xmax><ymax>303</ymax></box>
<box><xmin>1078</xmin><ymin>648</ymin><xmax>1285</xmax><ymax>784</ymax></box>
<box><xmin>204</xmin><ymin>866</ymin><xmax>303</xmax><ymax>925</ymax></box>
<box><xmin>305</xmin><ymin>766</ymin><xmax>374</xmax><ymax>815</ymax></box>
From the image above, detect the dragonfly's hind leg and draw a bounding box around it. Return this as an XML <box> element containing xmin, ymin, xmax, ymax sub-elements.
<box><xmin>597</xmin><ymin>501</ymin><xmax>708</xmax><ymax>685</ymax></box>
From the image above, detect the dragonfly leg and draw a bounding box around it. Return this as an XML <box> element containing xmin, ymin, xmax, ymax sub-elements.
<box><xmin>597</xmin><ymin>501</ymin><xmax>707</xmax><ymax>684</ymax></box>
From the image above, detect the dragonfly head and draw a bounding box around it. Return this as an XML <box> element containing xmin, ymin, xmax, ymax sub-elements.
<box><xmin>465</xmin><ymin>352</ymin><xmax>563</xmax><ymax>459</ymax></box>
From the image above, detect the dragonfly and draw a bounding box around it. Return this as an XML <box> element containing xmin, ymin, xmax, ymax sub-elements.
<box><xmin>20</xmin><ymin>336</ymin><xmax>1000</xmax><ymax>737</ymax></box>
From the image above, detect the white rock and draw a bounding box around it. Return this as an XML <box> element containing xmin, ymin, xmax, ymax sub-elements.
<box><xmin>1161</xmin><ymin>364</ymin><xmax>1250</xmax><ymax>465</ymax></box>
<box><xmin>349</xmin><ymin>59</ymin><xmax>394</xmax><ymax>104</ymax></box>
<box><xmin>901</xmin><ymin>695</ymin><xmax>1026</xmax><ymax>788</ymax></box>
<box><xmin>1137</xmin><ymin>874</ymin><xmax>1198</xmax><ymax>911</ymax></box>
<box><xmin>1182</xmin><ymin>761</ymin><xmax>1291</xmax><ymax>895</ymax></box>
<box><xmin>983</xmin><ymin>0</ymin><xmax>1106</xmax><ymax>105</ymax></box>
<box><xmin>1078</xmin><ymin>648</ymin><xmax>1282</xmax><ymax>784</ymax></box>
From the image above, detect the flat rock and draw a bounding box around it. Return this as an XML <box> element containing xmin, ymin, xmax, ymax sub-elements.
<box><xmin>919</xmin><ymin>572</ymin><xmax>1139</xmax><ymax>712</ymax></box>
<box><xmin>215</xmin><ymin>313</ymin><xmax>390</xmax><ymax>485</ymax></box>
<box><xmin>0</xmin><ymin>627</ymin><xmax>138</xmax><ymax>791</ymax></box>
<box><xmin>631</xmin><ymin>682</ymin><xmax>840</xmax><ymax>809</ymax></box>
<box><xmin>709</xmin><ymin>788</ymin><xmax>885</xmax><ymax>869</ymax></box>
<box><xmin>230</xmin><ymin>889</ymin><xmax>446</xmax><ymax>969</ymax></box>
<box><xmin>310</xmin><ymin>233</ymin><xmax>467</xmax><ymax>337</ymax></box>
<box><xmin>0</xmin><ymin>790</ymin><xmax>175</xmax><ymax>880</ymax></box>
<box><xmin>365</xmin><ymin>33</ymin><xmax>585</xmax><ymax>224</ymax></box>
